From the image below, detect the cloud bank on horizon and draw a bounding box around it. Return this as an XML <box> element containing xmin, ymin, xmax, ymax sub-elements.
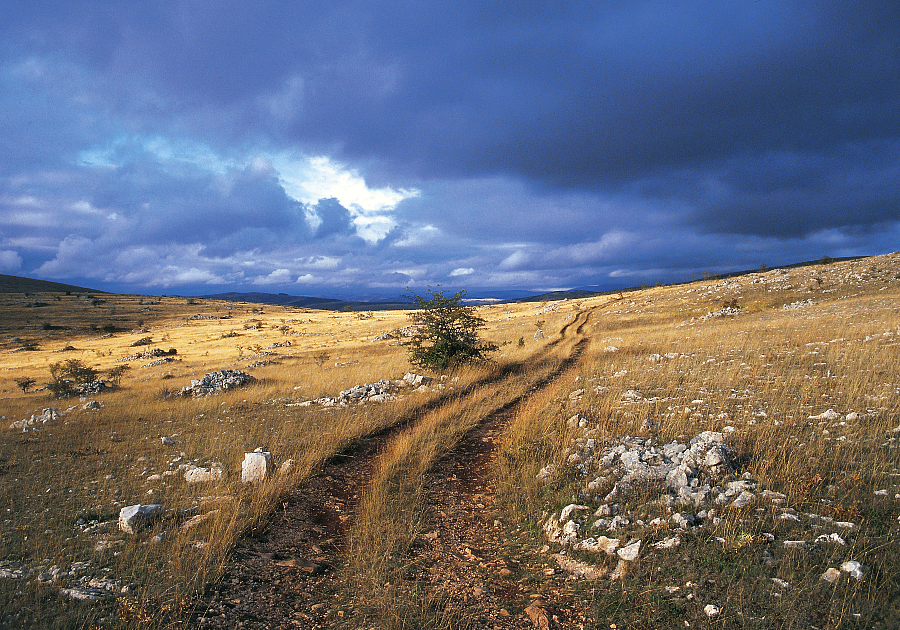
<box><xmin>1</xmin><ymin>1</ymin><xmax>898</xmax><ymax>297</ymax></box>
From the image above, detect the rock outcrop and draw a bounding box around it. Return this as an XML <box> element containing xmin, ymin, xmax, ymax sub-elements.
<box><xmin>180</xmin><ymin>370</ymin><xmax>254</xmax><ymax>397</ymax></box>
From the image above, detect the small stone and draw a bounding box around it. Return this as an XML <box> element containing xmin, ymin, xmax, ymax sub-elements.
<box><xmin>184</xmin><ymin>465</ymin><xmax>224</xmax><ymax>483</ymax></box>
<box><xmin>161</xmin><ymin>436</ymin><xmax>177</xmax><ymax>445</ymax></box>
<box><xmin>617</xmin><ymin>540</ymin><xmax>641</xmax><ymax>561</ymax></box>
<box><xmin>559</xmin><ymin>503</ymin><xmax>590</xmax><ymax>522</ymax></box>
<box><xmin>652</xmin><ymin>536</ymin><xmax>681</xmax><ymax>549</ymax></box>
<box><xmin>525</xmin><ymin>604</ymin><xmax>550</xmax><ymax>630</ymax></box>
<box><xmin>840</xmin><ymin>560</ymin><xmax>866</xmax><ymax>580</ymax></box>
<box><xmin>704</xmin><ymin>604</ymin><xmax>720</xmax><ymax>618</ymax></box>
<box><xmin>574</xmin><ymin>536</ymin><xmax>620</xmax><ymax>555</ymax></box>
<box><xmin>808</xmin><ymin>409</ymin><xmax>841</xmax><ymax>421</ymax></box>
<box><xmin>118</xmin><ymin>504</ymin><xmax>163</xmax><ymax>534</ymax></box>
<box><xmin>821</xmin><ymin>567</ymin><xmax>841</xmax><ymax>583</ymax></box>
<box><xmin>730</xmin><ymin>491</ymin><xmax>755</xmax><ymax>509</ymax></box>
<box><xmin>815</xmin><ymin>533</ymin><xmax>846</xmax><ymax>546</ymax></box>
<box><xmin>771</xmin><ymin>578</ymin><xmax>791</xmax><ymax>589</ymax></box>
<box><xmin>610</xmin><ymin>559</ymin><xmax>628</xmax><ymax>581</ymax></box>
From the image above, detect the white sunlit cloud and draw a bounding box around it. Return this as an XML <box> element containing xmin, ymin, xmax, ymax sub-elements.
<box><xmin>272</xmin><ymin>153</ymin><xmax>419</xmax><ymax>243</ymax></box>
<box><xmin>255</xmin><ymin>268</ymin><xmax>293</xmax><ymax>285</ymax></box>
<box><xmin>0</xmin><ymin>250</ymin><xmax>23</xmax><ymax>271</ymax></box>
<box><xmin>79</xmin><ymin>136</ymin><xmax>419</xmax><ymax>246</ymax></box>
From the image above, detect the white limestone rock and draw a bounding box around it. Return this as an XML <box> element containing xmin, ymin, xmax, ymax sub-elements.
<box><xmin>841</xmin><ymin>560</ymin><xmax>866</xmax><ymax>580</ymax></box>
<box><xmin>241</xmin><ymin>448</ymin><xmax>273</xmax><ymax>483</ymax></box>
<box><xmin>184</xmin><ymin>465</ymin><xmax>224</xmax><ymax>483</ymax></box>
<box><xmin>118</xmin><ymin>504</ymin><xmax>163</xmax><ymax>534</ymax></box>
<box><xmin>617</xmin><ymin>540</ymin><xmax>641</xmax><ymax>561</ymax></box>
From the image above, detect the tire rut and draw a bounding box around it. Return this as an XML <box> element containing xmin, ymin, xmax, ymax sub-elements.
<box><xmin>405</xmin><ymin>310</ymin><xmax>595</xmax><ymax>628</ymax></box>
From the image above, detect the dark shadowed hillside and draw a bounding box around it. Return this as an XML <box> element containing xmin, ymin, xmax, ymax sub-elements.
<box><xmin>0</xmin><ymin>274</ymin><xmax>104</xmax><ymax>294</ymax></box>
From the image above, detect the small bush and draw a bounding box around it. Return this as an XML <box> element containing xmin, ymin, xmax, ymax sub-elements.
<box><xmin>406</xmin><ymin>287</ymin><xmax>498</xmax><ymax>370</ymax></box>
<box><xmin>14</xmin><ymin>377</ymin><xmax>36</xmax><ymax>393</ymax></box>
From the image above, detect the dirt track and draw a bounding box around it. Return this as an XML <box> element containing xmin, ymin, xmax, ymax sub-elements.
<box><xmin>193</xmin><ymin>308</ymin><xmax>597</xmax><ymax>629</ymax></box>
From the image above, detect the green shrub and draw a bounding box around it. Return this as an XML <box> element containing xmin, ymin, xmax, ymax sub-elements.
<box><xmin>405</xmin><ymin>287</ymin><xmax>498</xmax><ymax>370</ymax></box>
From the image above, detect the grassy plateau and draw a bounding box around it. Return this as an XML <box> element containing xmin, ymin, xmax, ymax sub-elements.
<box><xmin>0</xmin><ymin>253</ymin><xmax>898</xmax><ymax>629</ymax></box>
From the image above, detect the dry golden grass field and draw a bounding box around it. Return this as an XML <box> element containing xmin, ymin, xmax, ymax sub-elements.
<box><xmin>0</xmin><ymin>254</ymin><xmax>898</xmax><ymax>629</ymax></box>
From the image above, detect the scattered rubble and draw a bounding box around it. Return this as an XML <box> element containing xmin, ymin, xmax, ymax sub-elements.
<box><xmin>538</xmin><ymin>421</ymin><xmax>866</xmax><ymax>583</ymax></box>
<box><xmin>698</xmin><ymin>306</ymin><xmax>741</xmax><ymax>320</ymax></box>
<box><xmin>9</xmin><ymin>407</ymin><xmax>59</xmax><ymax>431</ymax></box>
<box><xmin>293</xmin><ymin>372</ymin><xmax>446</xmax><ymax>407</ymax></box>
<box><xmin>115</xmin><ymin>348</ymin><xmax>177</xmax><ymax>363</ymax></box>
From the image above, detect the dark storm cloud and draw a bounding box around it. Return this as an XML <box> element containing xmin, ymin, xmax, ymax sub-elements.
<box><xmin>1</xmin><ymin>1</ymin><xmax>898</xmax><ymax>294</ymax></box>
<box><xmin>312</xmin><ymin>198</ymin><xmax>356</xmax><ymax>239</ymax></box>
<box><xmin>85</xmin><ymin>157</ymin><xmax>309</xmax><ymax>249</ymax></box>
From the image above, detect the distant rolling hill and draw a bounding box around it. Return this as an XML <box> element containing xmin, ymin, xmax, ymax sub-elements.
<box><xmin>0</xmin><ymin>274</ymin><xmax>105</xmax><ymax>295</ymax></box>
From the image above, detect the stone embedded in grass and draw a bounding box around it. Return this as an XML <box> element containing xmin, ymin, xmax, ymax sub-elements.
<box><xmin>652</xmin><ymin>536</ymin><xmax>681</xmax><ymax>549</ymax></box>
<box><xmin>553</xmin><ymin>554</ymin><xmax>607</xmax><ymax>579</ymax></box>
<box><xmin>815</xmin><ymin>533</ymin><xmax>846</xmax><ymax>546</ymax></box>
<box><xmin>808</xmin><ymin>409</ymin><xmax>841</xmax><ymax>421</ymax></box>
<box><xmin>241</xmin><ymin>448</ymin><xmax>273</xmax><ymax>483</ymax></box>
<box><xmin>573</xmin><ymin>536</ymin><xmax>620</xmax><ymax>554</ymax></box>
<box><xmin>184</xmin><ymin>464</ymin><xmax>224</xmax><ymax>483</ymax></box>
<box><xmin>821</xmin><ymin>567</ymin><xmax>842</xmax><ymax>583</ymax></box>
<box><xmin>536</xmin><ymin>464</ymin><xmax>557</xmax><ymax>482</ymax></box>
<box><xmin>730</xmin><ymin>490</ymin><xmax>756</xmax><ymax>509</ymax></box>
<box><xmin>616</xmin><ymin>539</ymin><xmax>641</xmax><ymax>561</ymax></box>
<box><xmin>118</xmin><ymin>504</ymin><xmax>163</xmax><ymax>534</ymax></box>
<box><xmin>840</xmin><ymin>560</ymin><xmax>866</xmax><ymax>580</ymax></box>
<box><xmin>181</xmin><ymin>510</ymin><xmax>219</xmax><ymax>532</ymax></box>
<box><xmin>704</xmin><ymin>604</ymin><xmax>721</xmax><ymax>617</ymax></box>
<box><xmin>59</xmin><ymin>587</ymin><xmax>113</xmax><ymax>601</ymax></box>
<box><xmin>671</xmin><ymin>513</ymin><xmax>695</xmax><ymax>528</ymax></box>
<box><xmin>771</xmin><ymin>578</ymin><xmax>791</xmax><ymax>589</ymax></box>
<box><xmin>559</xmin><ymin>504</ymin><xmax>590</xmax><ymax>522</ymax></box>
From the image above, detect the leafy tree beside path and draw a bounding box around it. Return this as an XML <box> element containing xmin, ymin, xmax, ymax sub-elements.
<box><xmin>406</xmin><ymin>287</ymin><xmax>498</xmax><ymax>370</ymax></box>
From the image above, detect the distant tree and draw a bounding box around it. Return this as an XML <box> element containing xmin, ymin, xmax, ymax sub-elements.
<box><xmin>49</xmin><ymin>359</ymin><xmax>98</xmax><ymax>385</ymax></box>
<box><xmin>15</xmin><ymin>377</ymin><xmax>36</xmax><ymax>394</ymax></box>
<box><xmin>107</xmin><ymin>365</ymin><xmax>131</xmax><ymax>388</ymax></box>
<box><xmin>46</xmin><ymin>359</ymin><xmax>99</xmax><ymax>398</ymax></box>
<box><xmin>406</xmin><ymin>287</ymin><xmax>498</xmax><ymax>370</ymax></box>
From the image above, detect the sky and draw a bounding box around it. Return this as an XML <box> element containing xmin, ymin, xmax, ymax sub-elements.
<box><xmin>1</xmin><ymin>1</ymin><xmax>898</xmax><ymax>298</ymax></box>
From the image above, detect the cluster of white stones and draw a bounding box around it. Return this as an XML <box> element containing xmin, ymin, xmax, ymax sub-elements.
<box><xmin>179</xmin><ymin>369</ymin><xmax>255</xmax><ymax>397</ymax></box>
<box><xmin>537</xmin><ymin>417</ymin><xmax>869</xmax><ymax>587</ymax></box>
<box><xmin>293</xmin><ymin>372</ymin><xmax>450</xmax><ymax>407</ymax></box>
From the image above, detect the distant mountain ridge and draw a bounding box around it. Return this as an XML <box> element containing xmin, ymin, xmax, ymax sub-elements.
<box><xmin>0</xmin><ymin>254</ymin><xmax>871</xmax><ymax>307</ymax></box>
<box><xmin>198</xmin><ymin>291</ymin><xmax>411</xmax><ymax>311</ymax></box>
